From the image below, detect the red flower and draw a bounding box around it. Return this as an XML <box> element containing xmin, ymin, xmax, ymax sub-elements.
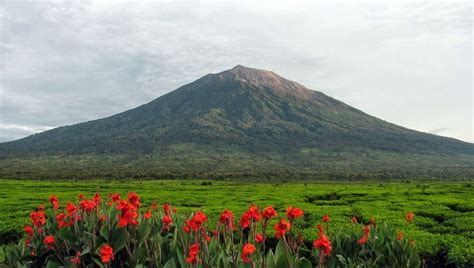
<box><xmin>313</xmin><ymin>224</ymin><xmax>332</xmax><ymax>256</ymax></box>
<box><xmin>71</xmin><ymin>251</ymin><xmax>81</xmax><ymax>265</ymax></box>
<box><xmin>405</xmin><ymin>212</ymin><xmax>414</xmax><ymax>223</ymax></box>
<box><xmin>99</xmin><ymin>245</ymin><xmax>114</xmax><ymax>264</ymax></box>
<box><xmin>128</xmin><ymin>192</ymin><xmax>141</xmax><ymax>208</ymax></box>
<box><xmin>363</xmin><ymin>225</ymin><xmax>370</xmax><ymax>235</ymax></box>
<box><xmin>186</xmin><ymin>243</ymin><xmax>200</xmax><ymax>264</ymax></box>
<box><xmin>274</xmin><ymin>218</ymin><xmax>291</xmax><ymax>239</ymax></box>
<box><xmin>322</xmin><ymin>214</ymin><xmax>330</xmax><ymax>223</ymax></box>
<box><xmin>24</xmin><ymin>225</ymin><xmax>34</xmax><ymax>237</ymax></box>
<box><xmin>117</xmin><ymin>199</ymin><xmax>139</xmax><ymax>227</ymax></box>
<box><xmin>66</xmin><ymin>202</ymin><xmax>78</xmax><ymax>216</ymax></box>
<box><xmin>241</xmin><ymin>243</ymin><xmax>256</xmax><ymax>263</ymax></box>
<box><xmin>30</xmin><ymin>210</ymin><xmax>46</xmax><ymax>227</ymax></box>
<box><xmin>163</xmin><ymin>203</ymin><xmax>170</xmax><ymax>214</ymax></box>
<box><xmin>351</xmin><ymin>216</ymin><xmax>358</xmax><ymax>224</ymax></box>
<box><xmin>212</xmin><ymin>229</ymin><xmax>219</xmax><ymax>237</ymax></box>
<box><xmin>25</xmin><ymin>239</ymin><xmax>31</xmax><ymax>247</ymax></box>
<box><xmin>49</xmin><ymin>195</ymin><xmax>59</xmax><ymax>210</ymax></box>
<box><xmin>56</xmin><ymin>213</ymin><xmax>69</xmax><ymax>229</ymax></box>
<box><xmin>99</xmin><ymin>214</ymin><xmax>107</xmax><ymax>223</ymax></box>
<box><xmin>357</xmin><ymin>235</ymin><xmax>369</xmax><ymax>245</ymax></box>
<box><xmin>78</xmin><ymin>193</ymin><xmax>84</xmax><ymax>200</ymax></box>
<box><xmin>162</xmin><ymin>214</ymin><xmax>172</xmax><ymax>230</ymax></box>
<box><xmin>183</xmin><ymin>211</ymin><xmax>208</xmax><ymax>233</ymax></box>
<box><xmin>144</xmin><ymin>210</ymin><xmax>152</xmax><ymax>219</ymax></box>
<box><xmin>79</xmin><ymin>199</ymin><xmax>96</xmax><ymax>213</ymax></box>
<box><xmin>240</xmin><ymin>205</ymin><xmax>261</xmax><ymax>229</ymax></box>
<box><xmin>317</xmin><ymin>224</ymin><xmax>324</xmax><ymax>233</ymax></box>
<box><xmin>262</xmin><ymin>206</ymin><xmax>278</xmax><ymax>220</ymax></box>
<box><xmin>286</xmin><ymin>207</ymin><xmax>304</xmax><ymax>220</ymax></box>
<box><xmin>239</xmin><ymin>214</ymin><xmax>251</xmax><ymax>229</ymax></box>
<box><xmin>108</xmin><ymin>193</ymin><xmax>121</xmax><ymax>207</ymax></box>
<box><xmin>204</xmin><ymin>231</ymin><xmax>211</xmax><ymax>242</ymax></box>
<box><xmin>246</xmin><ymin>205</ymin><xmax>261</xmax><ymax>222</ymax></box>
<box><xmin>255</xmin><ymin>233</ymin><xmax>263</xmax><ymax>244</ymax></box>
<box><xmin>396</xmin><ymin>231</ymin><xmax>404</xmax><ymax>240</ymax></box>
<box><xmin>219</xmin><ymin>209</ymin><xmax>235</xmax><ymax>230</ymax></box>
<box><xmin>44</xmin><ymin>235</ymin><xmax>55</xmax><ymax>249</ymax></box>
<box><xmin>93</xmin><ymin>192</ymin><xmax>101</xmax><ymax>205</ymax></box>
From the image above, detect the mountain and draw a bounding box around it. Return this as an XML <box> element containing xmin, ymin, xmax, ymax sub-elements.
<box><xmin>0</xmin><ymin>65</ymin><xmax>473</xmax><ymax>180</ymax></box>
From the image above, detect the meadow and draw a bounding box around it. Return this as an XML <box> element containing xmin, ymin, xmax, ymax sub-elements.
<box><xmin>0</xmin><ymin>179</ymin><xmax>473</xmax><ymax>266</ymax></box>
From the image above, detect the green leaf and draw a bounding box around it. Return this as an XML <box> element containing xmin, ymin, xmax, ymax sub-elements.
<box><xmin>46</xmin><ymin>261</ymin><xmax>61</xmax><ymax>268</ymax></box>
<box><xmin>111</xmin><ymin>227</ymin><xmax>127</xmax><ymax>252</ymax></box>
<box><xmin>265</xmin><ymin>250</ymin><xmax>276</xmax><ymax>268</ymax></box>
<box><xmin>299</xmin><ymin>258</ymin><xmax>312</xmax><ymax>268</ymax></box>
<box><xmin>100</xmin><ymin>224</ymin><xmax>110</xmax><ymax>241</ymax></box>
<box><xmin>164</xmin><ymin>258</ymin><xmax>176</xmax><ymax>268</ymax></box>
<box><xmin>138</xmin><ymin>221</ymin><xmax>151</xmax><ymax>244</ymax></box>
<box><xmin>274</xmin><ymin>239</ymin><xmax>289</xmax><ymax>268</ymax></box>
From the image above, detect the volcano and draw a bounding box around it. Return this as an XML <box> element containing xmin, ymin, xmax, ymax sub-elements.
<box><xmin>1</xmin><ymin>65</ymin><xmax>472</xmax><ymax>179</ymax></box>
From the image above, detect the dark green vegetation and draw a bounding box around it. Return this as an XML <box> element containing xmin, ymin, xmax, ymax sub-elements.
<box><xmin>0</xmin><ymin>66</ymin><xmax>473</xmax><ymax>179</ymax></box>
<box><xmin>1</xmin><ymin>179</ymin><xmax>473</xmax><ymax>265</ymax></box>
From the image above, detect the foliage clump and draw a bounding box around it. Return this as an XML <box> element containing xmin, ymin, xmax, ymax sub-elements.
<box><xmin>3</xmin><ymin>192</ymin><xmax>421</xmax><ymax>267</ymax></box>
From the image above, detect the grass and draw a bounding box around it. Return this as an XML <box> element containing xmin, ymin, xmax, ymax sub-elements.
<box><xmin>0</xmin><ymin>179</ymin><xmax>473</xmax><ymax>265</ymax></box>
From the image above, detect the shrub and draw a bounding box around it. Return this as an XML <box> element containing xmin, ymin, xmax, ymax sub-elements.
<box><xmin>3</xmin><ymin>193</ymin><xmax>420</xmax><ymax>267</ymax></box>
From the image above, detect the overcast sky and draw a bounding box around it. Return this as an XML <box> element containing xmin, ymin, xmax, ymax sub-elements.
<box><xmin>0</xmin><ymin>0</ymin><xmax>472</xmax><ymax>143</ymax></box>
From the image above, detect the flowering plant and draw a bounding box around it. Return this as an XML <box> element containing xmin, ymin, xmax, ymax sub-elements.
<box><xmin>3</xmin><ymin>192</ymin><xmax>420</xmax><ymax>267</ymax></box>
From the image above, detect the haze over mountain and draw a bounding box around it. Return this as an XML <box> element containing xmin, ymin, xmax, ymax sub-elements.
<box><xmin>0</xmin><ymin>66</ymin><xmax>472</xmax><ymax>179</ymax></box>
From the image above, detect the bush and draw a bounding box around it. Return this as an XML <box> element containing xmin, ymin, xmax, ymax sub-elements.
<box><xmin>3</xmin><ymin>193</ymin><xmax>420</xmax><ymax>267</ymax></box>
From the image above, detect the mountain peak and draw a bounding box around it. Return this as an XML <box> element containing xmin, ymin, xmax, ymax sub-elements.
<box><xmin>216</xmin><ymin>65</ymin><xmax>311</xmax><ymax>99</ymax></box>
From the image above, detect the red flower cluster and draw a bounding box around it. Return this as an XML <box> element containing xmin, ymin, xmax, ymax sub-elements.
<box><xmin>184</xmin><ymin>211</ymin><xmax>208</xmax><ymax>233</ymax></box>
<box><xmin>219</xmin><ymin>209</ymin><xmax>235</xmax><ymax>230</ymax></box>
<box><xmin>162</xmin><ymin>214</ymin><xmax>172</xmax><ymax>230</ymax></box>
<box><xmin>71</xmin><ymin>252</ymin><xmax>81</xmax><ymax>265</ymax></box>
<box><xmin>163</xmin><ymin>203</ymin><xmax>170</xmax><ymax>215</ymax></box>
<box><xmin>262</xmin><ymin>206</ymin><xmax>278</xmax><ymax>221</ymax></box>
<box><xmin>322</xmin><ymin>214</ymin><xmax>330</xmax><ymax>223</ymax></box>
<box><xmin>56</xmin><ymin>213</ymin><xmax>71</xmax><ymax>229</ymax></box>
<box><xmin>49</xmin><ymin>195</ymin><xmax>59</xmax><ymax>210</ymax></box>
<box><xmin>30</xmin><ymin>207</ymin><xmax>46</xmax><ymax>227</ymax></box>
<box><xmin>24</xmin><ymin>225</ymin><xmax>34</xmax><ymax>237</ymax></box>
<box><xmin>405</xmin><ymin>212</ymin><xmax>414</xmax><ymax>223</ymax></box>
<box><xmin>357</xmin><ymin>225</ymin><xmax>370</xmax><ymax>245</ymax></box>
<box><xmin>79</xmin><ymin>199</ymin><xmax>96</xmax><ymax>213</ymax></box>
<box><xmin>286</xmin><ymin>206</ymin><xmax>304</xmax><ymax>220</ymax></box>
<box><xmin>186</xmin><ymin>243</ymin><xmax>200</xmax><ymax>264</ymax></box>
<box><xmin>274</xmin><ymin>218</ymin><xmax>291</xmax><ymax>239</ymax></box>
<box><xmin>99</xmin><ymin>245</ymin><xmax>114</xmax><ymax>263</ymax></box>
<box><xmin>313</xmin><ymin>224</ymin><xmax>332</xmax><ymax>256</ymax></box>
<box><xmin>241</xmin><ymin>243</ymin><xmax>256</xmax><ymax>263</ymax></box>
<box><xmin>255</xmin><ymin>233</ymin><xmax>263</xmax><ymax>244</ymax></box>
<box><xmin>128</xmin><ymin>192</ymin><xmax>141</xmax><ymax>208</ymax></box>
<box><xmin>117</xmin><ymin>199</ymin><xmax>139</xmax><ymax>227</ymax></box>
<box><xmin>43</xmin><ymin>235</ymin><xmax>55</xmax><ymax>249</ymax></box>
<box><xmin>108</xmin><ymin>193</ymin><xmax>121</xmax><ymax>207</ymax></box>
<box><xmin>239</xmin><ymin>205</ymin><xmax>261</xmax><ymax>229</ymax></box>
<box><xmin>144</xmin><ymin>210</ymin><xmax>152</xmax><ymax>219</ymax></box>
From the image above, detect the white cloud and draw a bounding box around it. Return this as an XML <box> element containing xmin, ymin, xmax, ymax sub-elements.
<box><xmin>0</xmin><ymin>0</ymin><xmax>472</xmax><ymax>142</ymax></box>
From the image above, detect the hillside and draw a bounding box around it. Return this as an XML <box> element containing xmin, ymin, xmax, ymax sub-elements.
<box><xmin>0</xmin><ymin>65</ymin><xmax>473</xmax><ymax>179</ymax></box>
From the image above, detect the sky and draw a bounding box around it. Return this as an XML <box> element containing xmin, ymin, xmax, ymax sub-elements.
<box><xmin>0</xmin><ymin>0</ymin><xmax>472</xmax><ymax>143</ymax></box>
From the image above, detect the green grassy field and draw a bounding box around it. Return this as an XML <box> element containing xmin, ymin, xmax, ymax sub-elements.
<box><xmin>0</xmin><ymin>179</ymin><xmax>473</xmax><ymax>265</ymax></box>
